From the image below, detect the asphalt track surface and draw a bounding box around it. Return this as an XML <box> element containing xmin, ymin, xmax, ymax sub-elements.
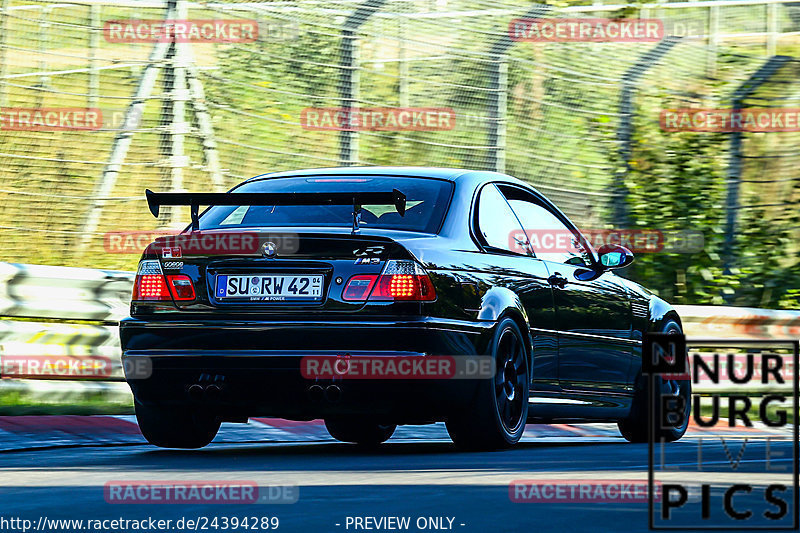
<box><xmin>0</xmin><ymin>429</ymin><xmax>796</xmax><ymax>533</ymax></box>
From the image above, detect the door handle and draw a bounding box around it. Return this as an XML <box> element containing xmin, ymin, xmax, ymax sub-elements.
<box><xmin>547</xmin><ymin>273</ymin><xmax>568</xmax><ymax>288</ymax></box>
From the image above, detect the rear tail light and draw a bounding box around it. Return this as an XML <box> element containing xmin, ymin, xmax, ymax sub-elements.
<box><xmin>342</xmin><ymin>274</ymin><xmax>378</xmax><ymax>301</ymax></box>
<box><xmin>372</xmin><ymin>260</ymin><xmax>436</xmax><ymax>301</ymax></box>
<box><xmin>342</xmin><ymin>260</ymin><xmax>436</xmax><ymax>302</ymax></box>
<box><xmin>167</xmin><ymin>275</ymin><xmax>196</xmax><ymax>301</ymax></box>
<box><xmin>133</xmin><ymin>260</ymin><xmax>169</xmax><ymax>301</ymax></box>
<box><xmin>132</xmin><ymin>260</ymin><xmax>196</xmax><ymax>302</ymax></box>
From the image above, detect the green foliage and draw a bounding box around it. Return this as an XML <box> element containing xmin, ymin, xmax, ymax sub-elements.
<box><xmin>623</xmin><ymin>128</ymin><xmax>730</xmax><ymax>304</ymax></box>
<box><xmin>622</xmin><ymin>107</ymin><xmax>800</xmax><ymax>309</ymax></box>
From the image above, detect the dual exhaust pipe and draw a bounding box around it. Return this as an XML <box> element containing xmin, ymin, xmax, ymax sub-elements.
<box><xmin>188</xmin><ymin>382</ymin><xmax>341</xmax><ymax>403</ymax></box>
<box><xmin>187</xmin><ymin>383</ymin><xmax>222</xmax><ymax>401</ymax></box>
<box><xmin>307</xmin><ymin>384</ymin><xmax>342</xmax><ymax>403</ymax></box>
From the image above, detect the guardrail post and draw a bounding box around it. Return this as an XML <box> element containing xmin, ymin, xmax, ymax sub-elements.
<box><xmin>0</xmin><ymin>0</ymin><xmax>9</xmax><ymax>108</ymax></box>
<box><xmin>486</xmin><ymin>5</ymin><xmax>550</xmax><ymax>174</ymax></box>
<box><xmin>37</xmin><ymin>5</ymin><xmax>52</xmax><ymax>108</ymax></box>
<box><xmin>338</xmin><ymin>0</ymin><xmax>386</xmax><ymax>167</ymax></box>
<box><xmin>398</xmin><ymin>15</ymin><xmax>408</xmax><ymax>109</ymax></box>
<box><xmin>613</xmin><ymin>36</ymin><xmax>682</xmax><ymax>228</ymax></box>
<box><xmin>767</xmin><ymin>2</ymin><xmax>779</xmax><ymax>56</ymax></box>
<box><xmin>486</xmin><ymin>58</ymin><xmax>508</xmax><ymax>173</ymax></box>
<box><xmin>722</xmin><ymin>55</ymin><xmax>791</xmax><ymax>274</ymax></box>
<box><xmin>88</xmin><ymin>4</ymin><xmax>101</xmax><ymax>108</ymax></box>
<box><xmin>707</xmin><ymin>4</ymin><xmax>720</xmax><ymax>77</ymax></box>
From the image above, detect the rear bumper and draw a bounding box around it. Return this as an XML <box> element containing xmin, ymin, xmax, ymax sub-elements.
<box><xmin>120</xmin><ymin>317</ymin><xmax>494</xmax><ymax>422</ymax></box>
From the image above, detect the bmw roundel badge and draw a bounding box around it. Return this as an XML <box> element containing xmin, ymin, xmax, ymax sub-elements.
<box><xmin>261</xmin><ymin>242</ymin><xmax>278</xmax><ymax>258</ymax></box>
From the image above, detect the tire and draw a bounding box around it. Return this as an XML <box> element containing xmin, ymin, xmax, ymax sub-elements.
<box><xmin>135</xmin><ymin>402</ymin><xmax>220</xmax><ymax>449</ymax></box>
<box><xmin>619</xmin><ymin>319</ymin><xmax>691</xmax><ymax>443</ymax></box>
<box><xmin>446</xmin><ymin>317</ymin><xmax>529</xmax><ymax>451</ymax></box>
<box><xmin>324</xmin><ymin>418</ymin><xmax>396</xmax><ymax>446</ymax></box>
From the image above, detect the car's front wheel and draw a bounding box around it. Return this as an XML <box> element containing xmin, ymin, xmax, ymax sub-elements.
<box><xmin>135</xmin><ymin>402</ymin><xmax>220</xmax><ymax>449</ymax></box>
<box><xmin>446</xmin><ymin>317</ymin><xmax>529</xmax><ymax>451</ymax></box>
<box><xmin>619</xmin><ymin>319</ymin><xmax>691</xmax><ymax>443</ymax></box>
<box><xmin>324</xmin><ymin>418</ymin><xmax>396</xmax><ymax>446</ymax></box>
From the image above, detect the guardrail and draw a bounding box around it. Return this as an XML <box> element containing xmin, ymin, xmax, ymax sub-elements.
<box><xmin>675</xmin><ymin>304</ymin><xmax>800</xmax><ymax>340</ymax></box>
<box><xmin>0</xmin><ymin>262</ymin><xmax>130</xmax><ymax>379</ymax></box>
<box><xmin>0</xmin><ymin>263</ymin><xmax>134</xmax><ymax>412</ymax></box>
<box><xmin>0</xmin><ymin>263</ymin><xmax>796</xmax><ymax>412</ymax></box>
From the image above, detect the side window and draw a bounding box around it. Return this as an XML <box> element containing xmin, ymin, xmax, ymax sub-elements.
<box><xmin>476</xmin><ymin>184</ymin><xmax>526</xmax><ymax>254</ymax></box>
<box><xmin>506</xmin><ymin>197</ymin><xmax>592</xmax><ymax>266</ymax></box>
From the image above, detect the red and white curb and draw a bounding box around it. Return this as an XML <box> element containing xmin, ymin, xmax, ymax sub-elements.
<box><xmin>0</xmin><ymin>416</ymin><xmax>790</xmax><ymax>452</ymax></box>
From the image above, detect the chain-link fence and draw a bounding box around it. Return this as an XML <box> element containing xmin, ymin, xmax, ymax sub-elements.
<box><xmin>0</xmin><ymin>0</ymin><xmax>798</xmax><ymax>287</ymax></box>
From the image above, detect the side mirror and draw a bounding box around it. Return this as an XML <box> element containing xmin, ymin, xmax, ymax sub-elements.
<box><xmin>597</xmin><ymin>244</ymin><xmax>634</xmax><ymax>270</ymax></box>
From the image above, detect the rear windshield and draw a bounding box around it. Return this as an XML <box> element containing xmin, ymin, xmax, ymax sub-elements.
<box><xmin>199</xmin><ymin>176</ymin><xmax>453</xmax><ymax>234</ymax></box>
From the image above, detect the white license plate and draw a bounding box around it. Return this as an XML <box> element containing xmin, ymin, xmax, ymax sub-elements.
<box><xmin>215</xmin><ymin>274</ymin><xmax>323</xmax><ymax>301</ymax></box>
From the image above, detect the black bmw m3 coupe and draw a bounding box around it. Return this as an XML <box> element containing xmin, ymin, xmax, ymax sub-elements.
<box><xmin>121</xmin><ymin>167</ymin><xmax>690</xmax><ymax>450</ymax></box>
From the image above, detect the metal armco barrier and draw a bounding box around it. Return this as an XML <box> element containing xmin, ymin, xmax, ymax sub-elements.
<box><xmin>0</xmin><ymin>263</ymin><xmax>134</xmax><ymax>409</ymax></box>
<box><xmin>674</xmin><ymin>304</ymin><xmax>800</xmax><ymax>340</ymax></box>
<box><xmin>675</xmin><ymin>305</ymin><xmax>799</xmax><ymax>393</ymax></box>
<box><xmin>0</xmin><ymin>262</ymin><xmax>133</xmax><ymax>322</ymax></box>
<box><xmin>0</xmin><ymin>264</ymin><xmax>797</xmax><ymax>399</ymax></box>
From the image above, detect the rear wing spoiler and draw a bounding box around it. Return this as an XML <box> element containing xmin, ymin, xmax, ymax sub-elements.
<box><xmin>145</xmin><ymin>188</ymin><xmax>406</xmax><ymax>233</ymax></box>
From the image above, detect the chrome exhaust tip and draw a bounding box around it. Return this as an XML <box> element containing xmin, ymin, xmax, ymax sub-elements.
<box><xmin>308</xmin><ymin>384</ymin><xmax>324</xmax><ymax>403</ymax></box>
<box><xmin>206</xmin><ymin>384</ymin><xmax>222</xmax><ymax>400</ymax></box>
<box><xmin>187</xmin><ymin>384</ymin><xmax>204</xmax><ymax>400</ymax></box>
<box><xmin>324</xmin><ymin>385</ymin><xmax>342</xmax><ymax>403</ymax></box>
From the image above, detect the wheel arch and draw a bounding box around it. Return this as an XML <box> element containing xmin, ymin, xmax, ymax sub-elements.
<box><xmin>628</xmin><ymin>299</ymin><xmax>684</xmax><ymax>396</ymax></box>
<box><xmin>476</xmin><ymin>287</ymin><xmax>532</xmax><ymax>368</ymax></box>
<box><xmin>648</xmin><ymin>296</ymin><xmax>683</xmax><ymax>333</ymax></box>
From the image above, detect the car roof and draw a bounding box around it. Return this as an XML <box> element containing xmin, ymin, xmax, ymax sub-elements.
<box><xmin>220</xmin><ymin>166</ymin><xmax>582</xmax><ymax>253</ymax></box>
<box><xmin>243</xmin><ymin>166</ymin><xmax>528</xmax><ymax>187</ymax></box>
